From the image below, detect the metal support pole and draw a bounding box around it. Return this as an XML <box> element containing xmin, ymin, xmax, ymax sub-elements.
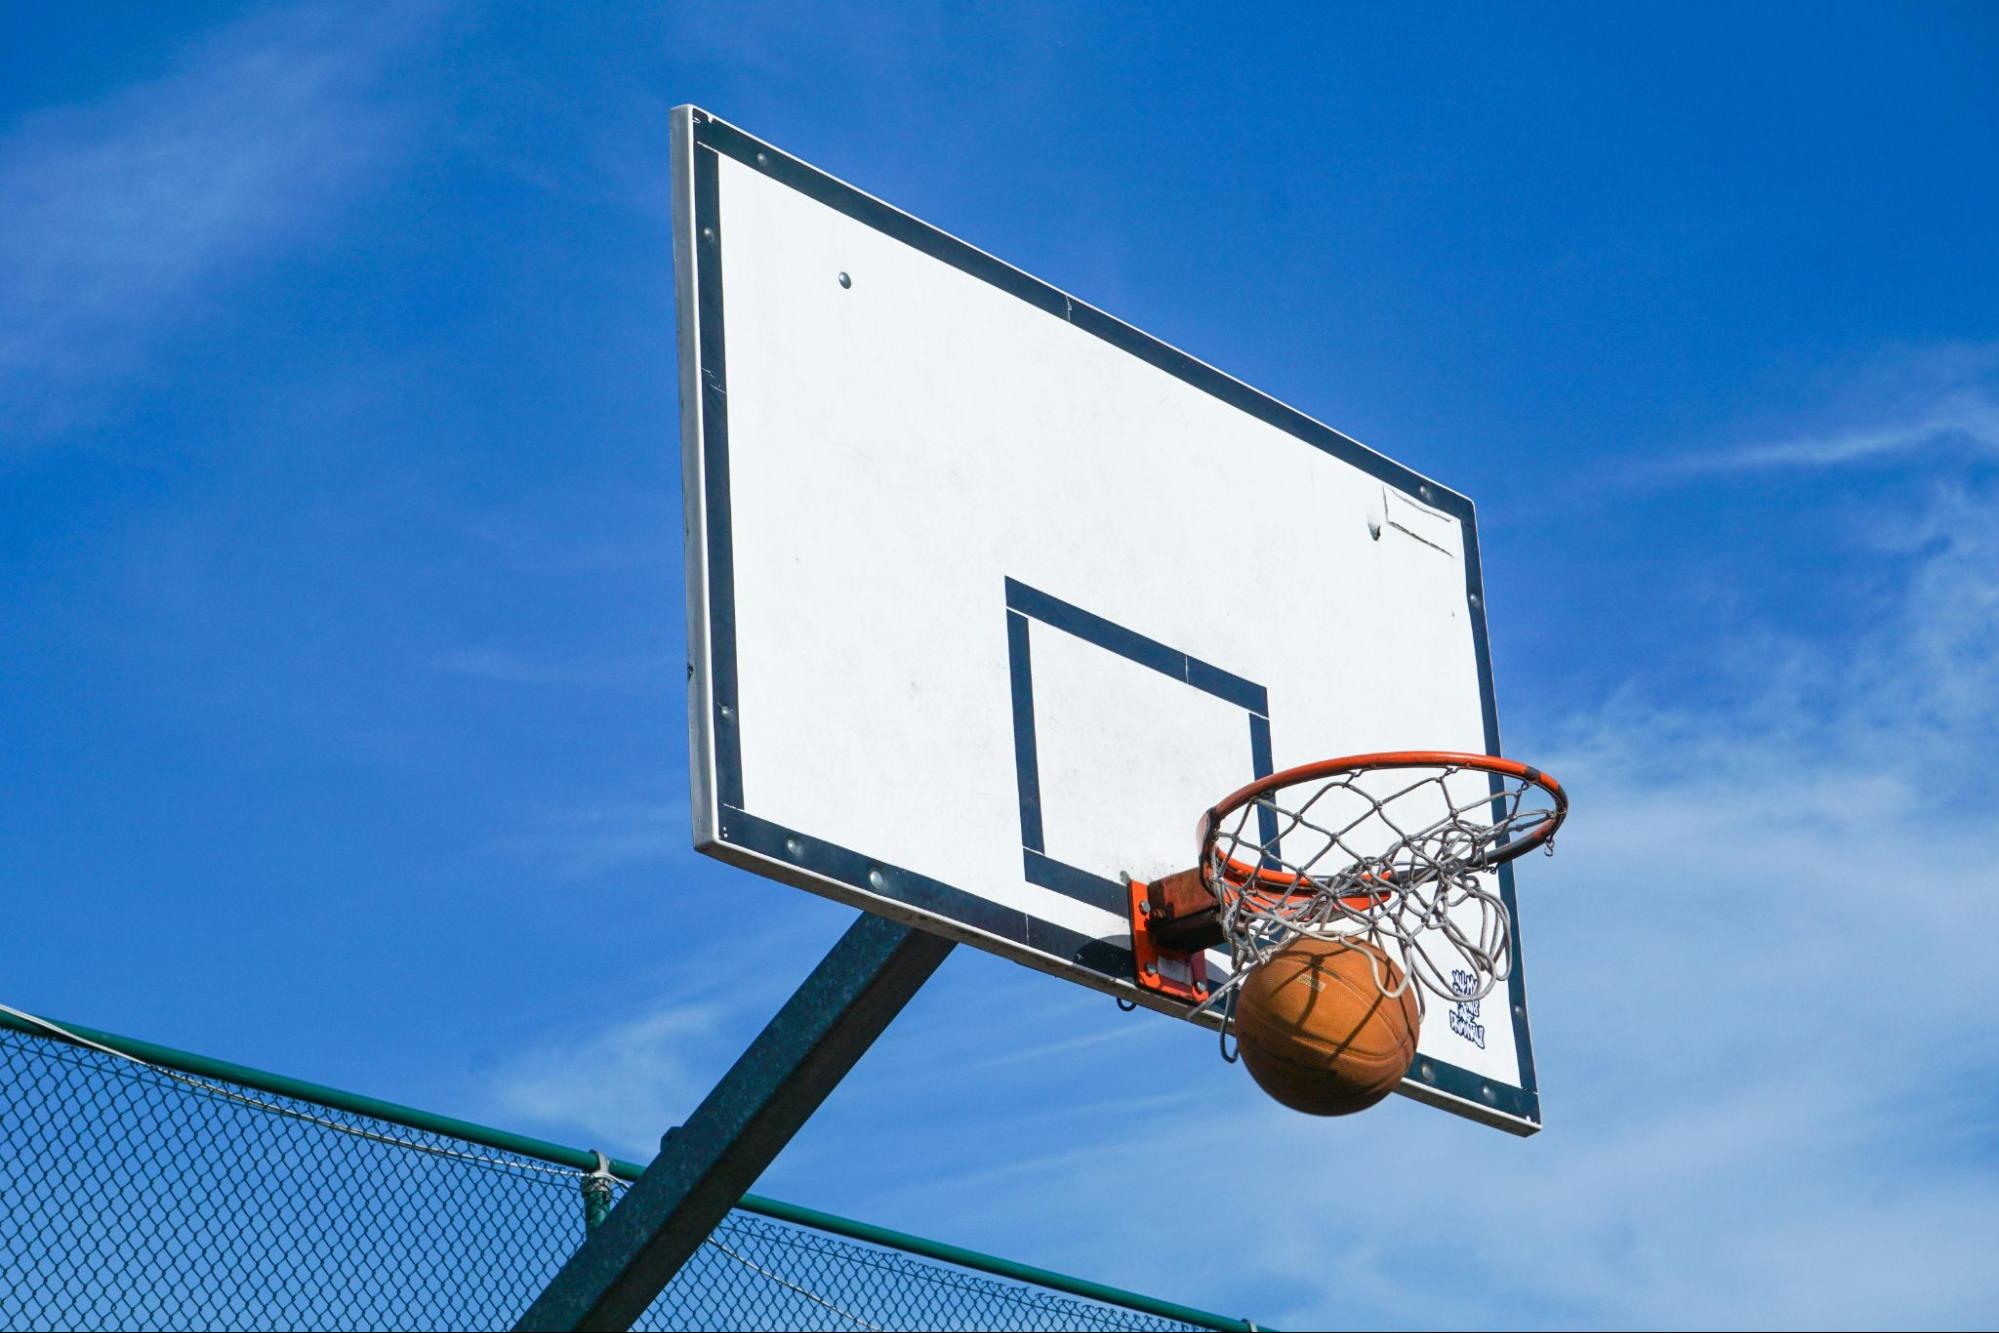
<box><xmin>514</xmin><ymin>911</ymin><xmax>954</xmax><ymax>1331</ymax></box>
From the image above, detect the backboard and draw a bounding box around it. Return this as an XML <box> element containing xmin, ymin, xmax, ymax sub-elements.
<box><xmin>671</xmin><ymin>107</ymin><xmax>1541</xmax><ymax>1133</ymax></box>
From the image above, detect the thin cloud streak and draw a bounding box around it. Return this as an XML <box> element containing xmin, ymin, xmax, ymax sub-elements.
<box><xmin>1703</xmin><ymin>388</ymin><xmax>1998</xmax><ymax>472</ymax></box>
<box><xmin>493</xmin><ymin>801</ymin><xmax>686</xmax><ymax>880</ymax></box>
<box><xmin>1679</xmin><ymin>379</ymin><xmax>1991</xmax><ymax>479</ymax></box>
<box><xmin>480</xmin><ymin>907</ymin><xmax>858</xmax><ymax>1157</ymax></box>
<box><xmin>487</xmin><ymin>1002</ymin><xmax>726</xmax><ymax>1154</ymax></box>
<box><xmin>432</xmin><ymin>647</ymin><xmax>675</xmax><ymax>691</ymax></box>
<box><xmin>0</xmin><ymin>4</ymin><xmax>429</xmax><ymax>440</ymax></box>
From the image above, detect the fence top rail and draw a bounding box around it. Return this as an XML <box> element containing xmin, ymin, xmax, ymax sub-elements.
<box><xmin>0</xmin><ymin>1005</ymin><xmax>1260</xmax><ymax>1333</ymax></box>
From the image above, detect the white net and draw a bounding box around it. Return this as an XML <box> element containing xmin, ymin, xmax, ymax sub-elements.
<box><xmin>1197</xmin><ymin>755</ymin><xmax>1564</xmax><ymax>1018</ymax></box>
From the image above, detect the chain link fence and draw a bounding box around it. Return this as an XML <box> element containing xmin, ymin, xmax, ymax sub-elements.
<box><xmin>0</xmin><ymin>1015</ymin><xmax>1246</xmax><ymax>1332</ymax></box>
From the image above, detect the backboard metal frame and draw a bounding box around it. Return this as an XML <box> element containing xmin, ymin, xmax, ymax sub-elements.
<box><xmin>671</xmin><ymin>106</ymin><xmax>1540</xmax><ymax>1133</ymax></box>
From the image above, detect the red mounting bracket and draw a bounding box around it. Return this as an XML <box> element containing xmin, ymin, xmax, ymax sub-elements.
<box><xmin>1126</xmin><ymin>869</ymin><xmax>1221</xmax><ymax>1005</ymax></box>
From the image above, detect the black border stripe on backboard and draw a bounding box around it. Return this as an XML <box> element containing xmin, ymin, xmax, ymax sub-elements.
<box><xmin>718</xmin><ymin>806</ymin><xmax>1130</xmax><ymax>978</ymax></box>
<box><xmin>1003</xmin><ymin>579</ymin><xmax>1268</xmax><ymax>716</ymax></box>
<box><xmin>1458</xmin><ymin>515</ymin><xmax>1537</xmax><ymax>1100</ymax></box>
<box><xmin>692</xmin><ymin>137</ymin><xmax>743</xmax><ymax>813</ymax></box>
<box><xmin>1005</xmin><ymin>610</ymin><xmax>1044</xmax><ymax>854</ymax></box>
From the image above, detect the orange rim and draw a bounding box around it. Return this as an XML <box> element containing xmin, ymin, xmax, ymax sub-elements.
<box><xmin>1197</xmin><ymin>751</ymin><xmax>1568</xmax><ymax>903</ymax></box>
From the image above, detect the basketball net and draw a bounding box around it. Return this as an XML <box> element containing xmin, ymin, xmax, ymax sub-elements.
<box><xmin>1193</xmin><ymin>753</ymin><xmax>1567</xmax><ymax>1020</ymax></box>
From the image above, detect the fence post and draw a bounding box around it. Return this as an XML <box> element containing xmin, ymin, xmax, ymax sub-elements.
<box><xmin>581</xmin><ymin>1152</ymin><xmax>615</xmax><ymax>1233</ymax></box>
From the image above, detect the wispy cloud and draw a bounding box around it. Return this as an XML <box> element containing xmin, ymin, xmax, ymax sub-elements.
<box><xmin>1693</xmin><ymin>388</ymin><xmax>1998</xmax><ymax>473</ymax></box>
<box><xmin>494</xmin><ymin>801</ymin><xmax>686</xmax><ymax>880</ymax></box>
<box><xmin>487</xmin><ymin>1002</ymin><xmax>729</xmax><ymax>1154</ymax></box>
<box><xmin>454</xmin><ymin>493</ymin><xmax>680</xmax><ymax>576</ymax></box>
<box><xmin>1668</xmin><ymin>348</ymin><xmax>1999</xmax><ymax>477</ymax></box>
<box><xmin>432</xmin><ymin>648</ymin><xmax>675</xmax><ymax>691</ymax></box>
<box><xmin>0</xmin><ymin>4</ymin><xmax>429</xmax><ymax>440</ymax></box>
<box><xmin>482</xmin><ymin>907</ymin><xmax>860</xmax><ymax>1155</ymax></box>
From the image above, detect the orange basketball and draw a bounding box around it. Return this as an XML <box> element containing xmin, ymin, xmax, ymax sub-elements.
<box><xmin>1233</xmin><ymin>936</ymin><xmax>1420</xmax><ymax>1116</ymax></box>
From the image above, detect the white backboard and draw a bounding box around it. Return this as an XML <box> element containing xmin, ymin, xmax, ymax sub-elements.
<box><xmin>672</xmin><ymin>108</ymin><xmax>1541</xmax><ymax>1133</ymax></box>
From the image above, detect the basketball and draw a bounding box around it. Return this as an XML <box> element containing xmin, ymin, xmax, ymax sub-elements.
<box><xmin>1233</xmin><ymin>936</ymin><xmax>1421</xmax><ymax>1116</ymax></box>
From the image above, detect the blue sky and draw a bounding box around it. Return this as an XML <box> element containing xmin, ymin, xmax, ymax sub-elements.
<box><xmin>4</xmin><ymin>3</ymin><xmax>1997</xmax><ymax>1328</ymax></box>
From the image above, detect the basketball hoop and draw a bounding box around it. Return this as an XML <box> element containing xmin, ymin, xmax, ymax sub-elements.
<box><xmin>1197</xmin><ymin>751</ymin><xmax>1566</xmax><ymax>1012</ymax></box>
<box><xmin>1129</xmin><ymin>751</ymin><xmax>1567</xmax><ymax>1027</ymax></box>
